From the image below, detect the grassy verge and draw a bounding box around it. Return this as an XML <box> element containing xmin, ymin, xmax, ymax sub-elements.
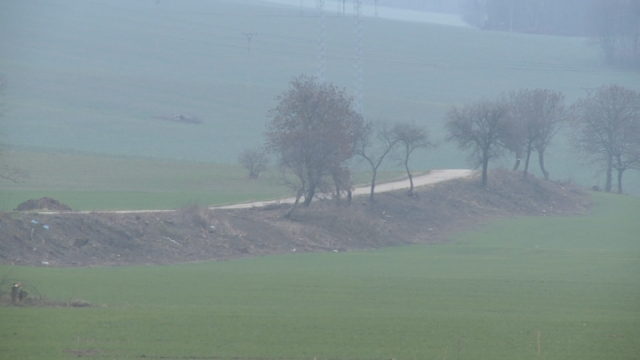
<box><xmin>0</xmin><ymin>150</ymin><xmax>413</xmax><ymax>211</ymax></box>
<box><xmin>0</xmin><ymin>192</ymin><xmax>638</xmax><ymax>359</ymax></box>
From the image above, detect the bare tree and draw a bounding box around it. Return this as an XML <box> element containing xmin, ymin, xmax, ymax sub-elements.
<box><xmin>502</xmin><ymin>93</ymin><xmax>529</xmax><ymax>172</ymax></box>
<box><xmin>531</xmin><ymin>90</ymin><xmax>566</xmax><ymax>180</ymax></box>
<box><xmin>392</xmin><ymin>122</ymin><xmax>434</xmax><ymax>195</ymax></box>
<box><xmin>446</xmin><ymin>99</ymin><xmax>509</xmax><ymax>187</ymax></box>
<box><xmin>571</xmin><ymin>84</ymin><xmax>640</xmax><ymax>193</ymax></box>
<box><xmin>238</xmin><ymin>147</ymin><xmax>269</xmax><ymax>179</ymax></box>
<box><xmin>506</xmin><ymin>89</ymin><xmax>566</xmax><ymax>180</ymax></box>
<box><xmin>265</xmin><ymin>75</ymin><xmax>362</xmax><ymax>214</ymax></box>
<box><xmin>354</xmin><ymin>120</ymin><xmax>399</xmax><ymax>202</ymax></box>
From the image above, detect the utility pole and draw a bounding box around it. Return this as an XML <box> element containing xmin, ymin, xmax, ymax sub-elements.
<box><xmin>316</xmin><ymin>0</ymin><xmax>326</xmax><ymax>82</ymax></box>
<box><xmin>243</xmin><ymin>32</ymin><xmax>257</xmax><ymax>54</ymax></box>
<box><xmin>243</xmin><ymin>32</ymin><xmax>257</xmax><ymax>87</ymax></box>
<box><xmin>155</xmin><ymin>0</ymin><xmax>161</xmax><ymax>48</ymax></box>
<box><xmin>510</xmin><ymin>0</ymin><xmax>514</xmax><ymax>32</ymax></box>
<box><xmin>354</xmin><ymin>0</ymin><xmax>363</xmax><ymax>114</ymax></box>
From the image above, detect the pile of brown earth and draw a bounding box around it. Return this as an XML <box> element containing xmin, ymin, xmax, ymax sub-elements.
<box><xmin>14</xmin><ymin>197</ymin><xmax>72</xmax><ymax>212</ymax></box>
<box><xmin>0</xmin><ymin>169</ymin><xmax>591</xmax><ymax>267</ymax></box>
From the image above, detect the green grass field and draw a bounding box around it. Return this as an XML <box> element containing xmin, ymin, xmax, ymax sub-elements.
<box><xmin>1</xmin><ymin>192</ymin><xmax>638</xmax><ymax>359</ymax></box>
<box><xmin>1</xmin><ymin>0</ymin><xmax>640</xmax><ymax>196</ymax></box>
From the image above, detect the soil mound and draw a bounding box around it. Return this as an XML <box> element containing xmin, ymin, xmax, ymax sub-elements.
<box><xmin>0</xmin><ymin>170</ymin><xmax>591</xmax><ymax>267</ymax></box>
<box><xmin>14</xmin><ymin>197</ymin><xmax>72</xmax><ymax>212</ymax></box>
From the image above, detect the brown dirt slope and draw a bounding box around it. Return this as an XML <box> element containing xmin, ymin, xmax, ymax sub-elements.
<box><xmin>14</xmin><ymin>197</ymin><xmax>72</xmax><ymax>212</ymax></box>
<box><xmin>0</xmin><ymin>169</ymin><xmax>590</xmax><ymax>267</ymax></box>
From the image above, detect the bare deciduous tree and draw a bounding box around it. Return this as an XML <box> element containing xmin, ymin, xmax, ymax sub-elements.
<box><xmin>446</xmin><ymin>99</ymin><xmax>509</xmax><ymax>187</ymax></box>
<box><xmin>531</xmin><ymin>90</ymin><xmax>566</xmax><ymax>180</ymax></box>
<box><xmin>570</xmin><ymin>84</ymin><xmax>640</xmax><ymax>193</ymax></box>
<box><xmin>265</xmin><ymin>75</ymin><xmax>362</xmax><ymax>215</ymax></box>
<box><xmin>238</xmin><ymin>147</ymin><xmax>269</xmax><ymax>179</ymax></box>
<box><xmin>392</xmin><ymin>122</ymin><xmax>434</xmax><ymax>195</ymax></box>
<box><xmin>505</xmin><ymin>89</ymin><xmax>566</xmax><ymax>180</ymax></box>
<box><xmin>354</xmin><ymin>120</ymin><xmax>399</xmax><ymax>202</ymax></box>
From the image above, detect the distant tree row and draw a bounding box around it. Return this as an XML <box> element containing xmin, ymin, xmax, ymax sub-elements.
<box><xmin>460</xmin><ymin>0</ymin><xmax>640</xmax><ymax>68</ymax></box>
<box><xmin>446</xmin><ymin>84</ymin><xmax>640</xmax><ymax>192</ymax></box>
<box><xmin>239</xmin><ymin>76</ymin><xmax>640</xmax><ymax>217</ymax></box>
<box><xmin>460</xmin><ymin>0</ymin><xmax>593</xmax><ymax>35</ymax></box>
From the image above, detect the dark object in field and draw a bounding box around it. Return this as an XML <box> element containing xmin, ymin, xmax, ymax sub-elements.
<box><xmin>74</xmin><ymin>238</ymin><xmax>90</xmax><ymax>248</ymax></box>
<box><xmin>10</xmin><ymin>282</ymin><xmax>27</xmax><ymax>304</ymax></box>
<box><xmin>152</xmin><ymin>114</ymin><xmax>202</xmax><ymax>125</ymax></box>
<box><xmin>15</xmin><ymin>197</ymin><xmax>72</xmax><ymax>212</ymax></box>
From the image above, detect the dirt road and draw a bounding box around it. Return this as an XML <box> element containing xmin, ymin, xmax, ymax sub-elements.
<box><xmin>213</xmin><ymin>169</ymin><xmax>476</xmax><ymax>210</ymax></box>
<box><xmin>33</xmin><ymin>169</ymin><xmax>475</xmax><ymax>214</ymax></box>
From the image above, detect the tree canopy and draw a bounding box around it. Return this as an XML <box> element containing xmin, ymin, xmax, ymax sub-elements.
<box><xmin>265</xmin><ymin>75</ymin><xmax>363</xmax><ymax>211</ymax></box>
<box><xmin>446</xmin><ymin>99</ymin><xmax>509</xmax><ymax>187</ymax></box>
<box><xmin>571</xmin><ymin>84</ymin><xmax>640</xmax><ymax>193</ymax></box>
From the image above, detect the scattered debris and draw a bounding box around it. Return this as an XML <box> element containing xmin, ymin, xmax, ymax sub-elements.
<box><xmin>152</xmin><ymin>114</ymin><xmax>202</xmax><ymax>125</ymax></box>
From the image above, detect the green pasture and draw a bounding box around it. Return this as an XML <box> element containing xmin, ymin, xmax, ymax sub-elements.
<box><xmin>1</xmin><ymin>192</ymin><xmax>638</xmax><ymax>359</ymax></box>
<box><xmin>0</xmin><ymin>150</ymin><xmax>411</xmax><ymax>211</ymax></box>
<box><xmin>1</xmin><ymin>0</ymin><xmax>640</xmax><ymax>194</ymax></box>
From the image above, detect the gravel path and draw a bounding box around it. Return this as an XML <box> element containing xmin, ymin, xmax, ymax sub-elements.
<box><xmin>212</xmin><ymin>169</ymin><xmax>476</xmax><ymax>210</ymax></box>
<box><xmin>34</xmin><ymin>169</ymin><xmax>475</xmax><ymax>214</ymax></box>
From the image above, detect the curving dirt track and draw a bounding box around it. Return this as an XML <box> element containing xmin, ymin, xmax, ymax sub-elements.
<box><xmin>213</xmin><ymin>169</ymin><xmax>476</xmax><ymax>210</ymax></box>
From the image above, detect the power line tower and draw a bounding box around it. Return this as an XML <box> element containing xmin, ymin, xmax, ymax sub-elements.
<box><xmin>316</xmin><ymin>0</ymin><xmax>326</xmax><ymax>82</ymax></box>
<box><xmin>353</xmin><ymin>0</ymin><xmax>363</xmax><ymax>114</ymax></box>
<box><xmin>243</xmin><ymin>32</ymin><xmax>257</xmax><ymax>87</ymax></box>
<box><xmin>243</xmin><ymin>32</ymin><xmax>257</xmax><ymax>54</ymax></box>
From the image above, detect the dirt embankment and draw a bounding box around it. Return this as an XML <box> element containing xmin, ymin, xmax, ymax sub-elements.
<box><xmin>0</xmin><ymin>169</ymin><xmax>591</xmax><ymax>267</ymax></box>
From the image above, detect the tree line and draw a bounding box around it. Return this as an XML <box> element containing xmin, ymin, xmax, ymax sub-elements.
<box><xmin>460</xmin><ymin>0</ymin><xmax>640</xmax><ymax>68</ymax></box>
<box><xmin>240</xmin><ymin>75</ymin><xmax>640</xmax><ymax>216</ymax></box>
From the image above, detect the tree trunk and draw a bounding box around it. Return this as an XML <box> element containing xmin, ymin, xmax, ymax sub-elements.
<box><xmin>303</xmin><ymin>183</ymin><xmax>316</xmax><ymax>207</ymax></box>
<box><xmin>512</xmin><ymin>156</ymin><xmax>521</xmax><ymax>171</ymax></box>
<box><xmin>481</xmin><ymin>148</ymin><xmax>489</xmax><ymax>187</ymax></box>
<box><xmin>605</xmin><ymin>155</ymin><xmax>613</xmax><ymax>192</ymax></box>
<box><xmin>286</xmin><ymin>190</ymin><xmax>303</xmax><ymax>218</ymax></box>
<box><xmin>617</xmin><ymin>168</ymin><xmax>624</xmax><ymax>194</ymax></box>
<box><xmin>523</xmin><ymin>145</ymin><xmax>532</xmax><ymax>179</ymax></box>
<box><xmin>538</xmin><ymin>151</ymin><xmax>549</xmax><ymax>180</ymax></box>
<box><xmin>408</xmin><ymin>172</ymin><xmax>414</xmax><ymax>195</ymax></box>
<box><xmin>404</xmin><ymin>157</ymin><xmax>413</xmax><ymax>194</ymax></box>
<box><xmin>369</xmin><ymin>168</ymin><xmax>377</xmax><ymax>202</ymax></box>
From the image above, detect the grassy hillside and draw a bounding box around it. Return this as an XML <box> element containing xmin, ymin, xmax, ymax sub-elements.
<box><xmin>0</xmin><ymin>192</ymin><xmax>638</xmax><ymax>359</ymax></box>
<box><xmin>1</xmin><ymin>0</ymin><xmax>640</xmax><ymax>196</ymax></box>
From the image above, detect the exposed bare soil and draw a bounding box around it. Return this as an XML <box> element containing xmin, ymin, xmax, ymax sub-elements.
<box><xmin>0</xmin><ymin>169</ymin><xmax>591</xmax><ymax>267</ymax></box>
<box><xmin>14</xmin><ymin>197</ymin><xmax>72</xmax><ymax>212</ymax></box>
